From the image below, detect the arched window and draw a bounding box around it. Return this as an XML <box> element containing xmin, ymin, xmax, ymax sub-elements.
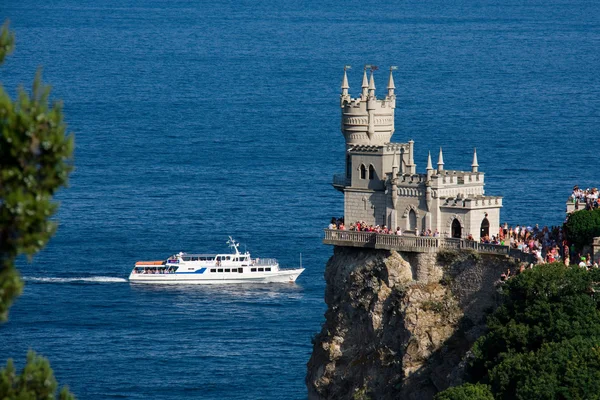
<box><xmin>480</xmin><ymin>218</ymin><xmax>490</xmax><ymax>239</ymax></box>
<box><xmin>368</xmin><ymin>165</ymin><xmax>375</xmax><ymax>180</ymax></box>
<box><xmin>409</xmin><ymin>209</ymin><xmax>417</xmax><ymax>231</ymax></box>
<box><xmin>360</xmin><ymin>164</ymin><xmax>366</xmax><ymax>179</ymax></box>
<box><xmin>452</xmin><ymin>219</ymin><xmax>462</xmax><ymax>238</ymax></box>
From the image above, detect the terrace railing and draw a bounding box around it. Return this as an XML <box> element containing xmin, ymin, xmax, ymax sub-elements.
<box><xmin>332</xmin><ymin>174</ymin><xmax>350</xmax><ymax>187</ymax></box>
<box><xmin>324</xmin><ymin>229</ymin><xmax>534</xmax><ymax>261</ymax></box>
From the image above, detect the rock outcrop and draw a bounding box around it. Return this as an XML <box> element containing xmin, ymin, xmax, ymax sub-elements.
<box><xmin>306</xmin><ymin>246</ymin><xmax>518</xmax><ymax>400</ymax></box>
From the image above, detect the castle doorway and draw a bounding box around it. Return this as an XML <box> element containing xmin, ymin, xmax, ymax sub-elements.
<box><xmin>480</xmin><ymin>218</ymin><xmax>490</xmax><ymax>239</ymax></box>
<box><xmin>409</xmin><ymin>210</ymin><xmax>417</xmax><ymax>232</ymax></box>
<box><xmin>451</xmin><ymin>219</ymin><xmax>462</xmax><ymax>238</ymax></box>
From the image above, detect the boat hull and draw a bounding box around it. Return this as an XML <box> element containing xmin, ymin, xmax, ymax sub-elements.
<box><xmin>128</xmin><ymin>268</ymin><xmax>304</xmax><ymax>284</ymax></box>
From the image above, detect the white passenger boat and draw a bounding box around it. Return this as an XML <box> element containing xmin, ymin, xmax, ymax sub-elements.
<box><xmin>128</xmin><ymin>237</ymin><xmax>304</xmax><ymax>284</ymax></box>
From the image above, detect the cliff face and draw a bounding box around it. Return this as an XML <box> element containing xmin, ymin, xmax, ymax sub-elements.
<box><xmin>306</xmin><ymin>246</ymin><xmax>517</xmax><ymax>400</ymax></box>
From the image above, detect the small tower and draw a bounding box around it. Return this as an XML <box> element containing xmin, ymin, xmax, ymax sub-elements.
<box><xmin>426</xmin><ymin>151</ymin><xmax>433</xmax><ymax>180</ymax></box>
<box><xmin>340</xmin><ymin>66</ymin><xmax>350</xmax><ymax>107</ymax></box>
<box><xmin>471</xmin><ymin>148</ymin><xmax>479</xmax><ymax>173</ymax></box>
<box><xmin>437</xmin><ymin>147</ymin><xmax>444</xmax><ymax>173</ymax></box>
<box><xmin>340</xmin><ymin>66</ymin><xmax>396</xmax><ymax>147</ymax></box>
<box><xmin>361</xmin><ymin>68</ymin><xmax>369</xmax><ymax>101</ymax></box>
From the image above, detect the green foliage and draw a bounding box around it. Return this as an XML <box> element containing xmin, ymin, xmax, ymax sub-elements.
<box><xmin>0</xmin><ymin>20</ymin><xmax>14</xmax><ymax>64</ymax></box>
<box><xmin>470</xmin><ymin>263</ymin><xmax>600</xmax><ymax>378</ymax></box>
<box><xmin>0</xmin><ymin>26</ymin><xmax>74</xmax><ymax>321</ymax></box>
<box><xmin>0</xmin><ymin>21</ymin><xmax>75</xmax><ymax>399</ymax></box>
<box><xmin>0</xmin><ymin>351</ymin><xmax>75</xmax><ymax>400</ymax></box>
<box><xmin>487</xmin><ymin>337</ymin><xmax>600</xmax><ymax>400</ymax></box>
<box><xmin>434</xmin><ymin>383</ymin><xmax>494</xmax><ymax>400</ymax></box>
<box><xmin>450</xmin><ymin>263</ymin><xmax>600</xmax><ymax>399</ymax></box>
<box><xmin>564</xmin><ymin>208</ymin><xmax>600</xmax><ymax>250</ymax></box>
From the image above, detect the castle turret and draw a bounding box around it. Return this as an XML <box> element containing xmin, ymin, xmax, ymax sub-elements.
<box><xmin>426</xmin><ymin>151</ymin><xmax>433</xmax><ymax>180</ymax></box>
<box><xmin>361</xmin><ymin>69</ymin><xmax>369</xmax><ymax>100</ymax></box>
<box><xmin>341</xmin><ymin>66</ymin><xmax>396</xmax><ymax>147</ymax></box>
<box><xmin>471</xmin><ymin>148</ymin><xmax>479</xmax><ymax>173</ymax></box>
<box><xmin>340</xmin><ymin>67</ymin><xmax>350</xmax><ymax>107</ymax></box>
<box><xmin>437</xmin><ymin>147</ymin><xmax>444</xmax><ymax>173</ymax></box>
<box><xmin>387</xmin><ymin>67</ymin><xmax>395</xmax><ymax>98</ymax></box>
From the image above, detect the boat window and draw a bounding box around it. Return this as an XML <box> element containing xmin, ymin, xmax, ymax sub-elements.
<box><xmin>238</xmin><ymin>268</ymin><xmax>243</xmax><ymax>273</ymax></box>
<box><xmin>191</xmin><ymin>257</ymin><xmax>198</xmax><ymax>261</ymax></box>
<box><xmin>210</xmin><ymin>269</ymin><xmax>216</xmax><ymax>273</ymax></box>
<box><xmin>258</xmin><ymin>268</ymin><xmax>264</xmax><ymax>272</ymax></box>
<box><xmin>226</xmin><ymin>256</ymin><xmax>231</xmax><ymax>260</ymax></box>
<box><xmin>218</xmin><ymin>268</ymin><xmax>223</xmax><ymax>272</ymax></box>
<box><xmin>231</xmin><ymin>268</ymin><xmax>237</xmax><ymax>272</ymax></box>
<box><xmin>225</xmin><ymin>269</ymin><xmax>231</xmax><ymax>272</ymax></box>
<box><xmin>251</xmin><ymin>268</ymin><xmax>256</xmax><ymax>272</ymax></box>
<box><xmin>216</xmin><ymin>256</ymin><xmax>222</xmax><ymax>261</ymax></box>
<box><xmin>265</xmin><ymin>268</ymin><xmax>271</xmax><ymax>272</ymax></box>
<box><xmin>182</xmin><ymin>257</ymin><xmax>191</xmax><ymax>261</ymax></box>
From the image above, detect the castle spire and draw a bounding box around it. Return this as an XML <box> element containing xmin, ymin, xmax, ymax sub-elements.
<box><xmin>387</xmin><ymin>66</ymin><xmax>396</xmax><ymax>95</ymax></box>
<box><xmin>471</xmin><ymin>148</ymin><xmax>479</xmax><ymax>173</ymax></box>
<box><xmin>426</xmin><ymin>151</ymin><xmax>433</xmax><ymax>180</ymax></box>
<box><xmin>361</xmin><ymin>68</ymin><xmax>369</xmax><ymax>100</ymax></box>
<box><xmin>368</xmin><ymin>70</ymin><xmax>376</xmax><ymax>98</ymax></box>
<box><xmin>341</xmin><ymin>68</ymin><xmax>349</xmax><ymax>94</ymax></box>
<box><xmin>437</xmin><ymin>147</ymin><xmax>444</xmax><ymax>172</ymax></box>
<box><xmin>340</xmin><ymin>66</ymin><xmax>351</xmax><ymax>107</ymax></box>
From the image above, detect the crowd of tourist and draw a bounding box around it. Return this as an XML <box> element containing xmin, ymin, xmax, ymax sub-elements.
<box><xmin>328</xmin><ymin>217</ymin><xmax>445</xmax><ymax>237</ymax></box>
<box><xmin>570</xmin><ymin>185</ymin><xmax>599</xmax><ymax>210</ymax></box>
<box><xmin>328</xmin><ymin>217</ymin><xmax>597</xmax><ymax>267</ymax></box>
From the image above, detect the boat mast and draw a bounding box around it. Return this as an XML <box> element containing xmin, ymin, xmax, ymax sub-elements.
<box><xmin>227</xmin><ymin>236</ymin><xmax>240</xmax><ymax>256</ymax></box>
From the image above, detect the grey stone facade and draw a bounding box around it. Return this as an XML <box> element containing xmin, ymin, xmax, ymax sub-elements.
<box><xmin>333</xmin><ymin>67</ymin><xmax>503</xmax><ymax>241</ymax></box>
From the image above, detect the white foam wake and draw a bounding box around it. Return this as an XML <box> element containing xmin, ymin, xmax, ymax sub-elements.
<box><xmin>24</xmin><ymin>276</ymin><xmax>128</xmax><ymax>283</ymax></box>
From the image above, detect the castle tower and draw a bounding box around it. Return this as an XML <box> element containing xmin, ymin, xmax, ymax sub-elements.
<box><xmin>340</xmin><ymin>66</ymin><xmax>396</xmax><ymax>147</ymax></box>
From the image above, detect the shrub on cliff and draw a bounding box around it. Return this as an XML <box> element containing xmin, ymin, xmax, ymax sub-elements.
<box><xmin>438</xmin><ymin>263</ymin><xmax>600</xmax><ymax>399</ymax></box>
<box><xmin>486</xmin><ymin>336</ymin><xmax>600</xmax><ymax>399</ymax></box>
<box><xmin>471</xmin><ymin>263</ymin><xmax>600</xmax><ymax>376</ymax></box>
<box><xmin>564</xmin><ymin>208</ymin><xmax>600</xmax><ymax>250</ymax></box>
<box><xmin>433</xmin><ymin>383</ymin><xmax>493</xmax><ymax>400</ymax></box>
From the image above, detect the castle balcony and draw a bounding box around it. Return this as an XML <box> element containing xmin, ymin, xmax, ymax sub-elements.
<box><xmin>323</xmin><ymin>229</ymin><xmax>535</xmax><ymax>263</ymax></box>
<box><xmin>332</xmin><ymin>173</ymin><xmax>350</xmax><ymax>191</ymax></box>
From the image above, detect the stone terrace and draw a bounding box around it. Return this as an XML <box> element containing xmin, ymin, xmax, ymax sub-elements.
<box><xmin>323</xmin><ymin>229</ymin><xmax>535</xmax><ymax>263</ymax></box>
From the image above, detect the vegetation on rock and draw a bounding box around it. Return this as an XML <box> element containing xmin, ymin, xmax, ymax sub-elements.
<box><xmin>436</xmin><ymin>263</ymin><xmax>600</xmax><ymax>400</ymax></box>
<box><xmin>434</xmin><ymin>383</ymin><xmax>493</xmax><ymax>400</ymax></box>
<box><xmin>0</xmin><ymin>21</ymin><xmax>75</xmax><ymax>399</ymax></box>
<box><xmin>564</xmin><ymin>208</ymin><xmax>600</xmax><ymax>250</ymax></box>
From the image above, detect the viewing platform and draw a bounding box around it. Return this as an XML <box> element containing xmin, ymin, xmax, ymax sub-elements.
<box><xmin>323</xmin><ymin>229</ymin><xmax>535</xmax><ymax>263</ymax></box>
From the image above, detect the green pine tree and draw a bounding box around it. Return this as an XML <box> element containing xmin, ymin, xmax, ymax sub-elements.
<box><xmin>0</xmin><ymin>20</ymin><xmax>75</xmax><ymax>399</ymax></box>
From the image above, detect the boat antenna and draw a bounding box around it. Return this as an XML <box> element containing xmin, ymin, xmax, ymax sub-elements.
<box><xmin>227</xmin><ymin>236</ymin><xmax>240</xmax><ymax>255</ymax></box>
<box><xmin>300</xmin><ymin>253</ymin><xmax>302</xmax><ymax>268</ymax></box>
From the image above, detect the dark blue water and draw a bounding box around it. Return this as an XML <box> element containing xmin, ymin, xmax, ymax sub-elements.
<box><xmin>1</xmin><ymin>0</ymin><xmax>599</xmax><ymax>398</ymax></box>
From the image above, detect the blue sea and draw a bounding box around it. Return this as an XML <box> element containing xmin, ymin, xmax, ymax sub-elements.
<box><xmin>1</xmin><ymin>0</ymin><xmax>599</xmax><ymax>398</ymax></box>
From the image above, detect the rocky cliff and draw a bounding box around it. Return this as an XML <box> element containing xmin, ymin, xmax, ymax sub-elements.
<box><xmin>306</xmin><ymin>246</ymin><xmax>518</xmax><ymax>400</ymax></box>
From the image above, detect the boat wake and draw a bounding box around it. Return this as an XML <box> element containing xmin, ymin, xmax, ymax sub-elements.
<box><xmin>24</xmin><ymin>276</ymin><xmax>128</xmax><ymax>284</ymax></box>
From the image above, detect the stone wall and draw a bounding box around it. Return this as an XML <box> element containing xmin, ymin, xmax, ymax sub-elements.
<box><xmin>345</xmin><ymin>190</ymin><xmax>388</xmax><ymax>227</ymax></box>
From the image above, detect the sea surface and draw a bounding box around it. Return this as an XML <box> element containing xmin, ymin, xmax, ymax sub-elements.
<box><xmin>1</xmin><ymin>0</ymin><xmax>599</xmax><ymax>398</ymax></box>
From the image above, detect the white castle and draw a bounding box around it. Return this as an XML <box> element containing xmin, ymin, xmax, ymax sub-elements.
<box><xmin>333</xmin><ymin>66</ymin><xmax>502</xmax><ymax>241</ymax></box>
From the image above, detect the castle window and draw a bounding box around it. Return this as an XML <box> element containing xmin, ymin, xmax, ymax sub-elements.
<box><xmin>360</xmin><ymin>164</ymin><xmax>367</xmax><ymax>179</ymax></box>
<box><xmin>369</xmin><ymin>165</ymin><xmax>375</xmax><ymax>180</ymax></box>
